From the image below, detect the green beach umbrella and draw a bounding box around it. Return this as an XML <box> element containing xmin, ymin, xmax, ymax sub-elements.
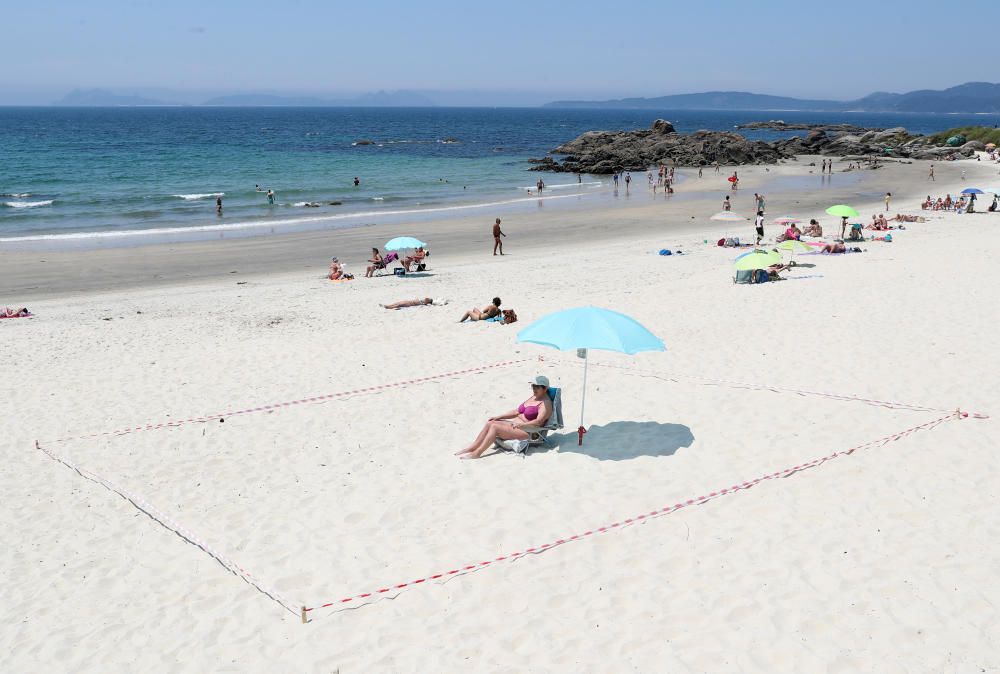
<box><xmin>825</xmin><ymin>205</ymin><xmax>859</xmax><ymax>218</ymax></box>
<box><xmin>775</xmin><ymin>240</ymin><xmax>812</xmax><ymax>254</ymax></box>
<box><xmin>733</xmin><ymin>250</ymin><xmax>782</xmax><ymax>270</ymax></box>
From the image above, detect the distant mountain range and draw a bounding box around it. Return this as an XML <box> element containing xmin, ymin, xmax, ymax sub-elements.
<box><xmin>52</xmin><ymin>88</ymin><xmax>437</xmax><ymax>107</ymax></box>
<box><xmin>544</xmin><ymin>82</ymin><xmax>1000</xmax><ymax>114</ymax></box>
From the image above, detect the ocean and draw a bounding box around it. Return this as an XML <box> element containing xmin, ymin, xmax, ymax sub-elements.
<box><xmin>1</xmin><ymin>106</ymin><xmax>995</xmax><ymax>246</ymax></box>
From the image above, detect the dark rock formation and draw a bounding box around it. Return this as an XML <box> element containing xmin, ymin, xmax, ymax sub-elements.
<box><xmin>531</xmin><ymin>120</ymin><xmax>979</xmax><ymax>173</ymax></box>
<box><xmin>737</xmin><ymin>120</ymin><xmax>876</xmax><ymax>133</ymax></box>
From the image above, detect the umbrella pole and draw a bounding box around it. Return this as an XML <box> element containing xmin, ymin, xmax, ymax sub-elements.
<box><xmin>578</xmin><ymin>350</ymin><xmax>588</xmax><ymax>445</ymax></box>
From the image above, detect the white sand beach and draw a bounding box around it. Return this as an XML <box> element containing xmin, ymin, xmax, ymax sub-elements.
<box><xmin>2</xmin><ymin>157</ymin><xmax>999</xmax><ymax>672</ymax></box>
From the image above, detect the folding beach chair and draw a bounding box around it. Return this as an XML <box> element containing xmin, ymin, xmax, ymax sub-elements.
<box><xmin>374</xmin><ymin>252</ymin><xmax>400</xmax><ymax>276</ymax></box>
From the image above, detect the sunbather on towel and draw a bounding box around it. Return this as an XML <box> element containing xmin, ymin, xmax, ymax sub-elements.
<box><xmin>381</xmin><ymin>297</ymin><xmax>448</xmax><ymax>309</ymax></box>
<box><xmin>459</xmin><ymin>297</ymin><xmax>501</xmax><ymax>322</ymax></box>
<box><xmin>820</xmin><ymin>242</ymin><xmax>847</xmax><ymax>254</ymax></box>
<box><xmin>1</xmin><ymin>307</ymin><xmax>30</xmax><ymax>318</ymax></box>
<box><xmin>328</xmin><ymin>257</ymin><xmax>354</xmax><ymax>280</ymax></box>
<box><xmin>455</xmin><ymin>375</ymin><xmax>553</xmax><ymax>459</ymax></box>
<box><xmin>802</xmin><ymin>219</ymin><xmax>823</xmax><ymax>237</ymax></box>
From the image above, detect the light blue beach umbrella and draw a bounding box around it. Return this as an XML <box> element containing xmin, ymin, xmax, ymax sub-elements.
<box><xmin>384</xmin><ymin>236</ymin><xmax>427</xmax><ymax>251</ymax></box>
<box><xmin>961</xmin><ymin>188</ymin><xmax>984</xmax><ymax>195</ymax></box>
<box><xmin>517</xmin><ymin>306</ymin><xmax>666</xmax><ymax>444</ymax></box>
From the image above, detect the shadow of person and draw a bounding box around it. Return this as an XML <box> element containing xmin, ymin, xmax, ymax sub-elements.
<box><xmin>544</xmin><ymin>421</ymin><xmax>694</xmax><ymax>461</ymax></box>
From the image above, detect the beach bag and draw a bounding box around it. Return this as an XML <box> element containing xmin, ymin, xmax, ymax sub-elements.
<box><xmin>499</xmin><ymin>438</ymin><xmax>530</xmax><ymax>453</ymax></box>
<box><xmin>753</xmin><ymin>269</ymin><xmax>770</xmax><ymax>284</ymax></box>
<box><xmin>717</xmin><ymin>238</ymin><xmax>726</xmax><ymax>247</ymax></box>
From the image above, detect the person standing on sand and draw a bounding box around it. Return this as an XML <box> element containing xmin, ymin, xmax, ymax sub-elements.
<box><xmin>928</xmin><ymin>164</ymin><xmax>935</xmax><ymax>181</ymax></box>
<box><xmin>624</xmin><ymin>171</ymin><xmax>631</xmax><ymax>193</ymax></box>
<box><xmin>714</xmin><ymin>162</ymin><xmax>720</xmax><ymax>174</ymax></box>
<box><xmin>723</xmin><ymin>195</ymin><xmax>731</xmax><ymax>211</ymax></box>
<box><xmin>730</xmin><ymin>172</ymin><xmax>739</xmax><ymax>191</ymax></box>
<box><xmin>536</xmin><ymin>178</ymin><xmax>545</xmax><ymax>194</ymax></box>
<box><xmin>698</xmin><ymin>166</ymin><xmax>703</xmax><ymax>178</ymax></box>
<box><xmin>885</xmin><ymin>192</ymin><xmax>892</xmax><ymax>212</ymax></box>
<box><xmin>754</xmin><ymin>210</ymin><xmax>765</xmax><ymax>245</ymax></box>
<box><xmin>840</xmin><ymin>215</ymin><xmax>848</xmax><ymax>240</ymax></box>
<box><xmin>216</xmin><ymin>195</ymin><xmax>223</xmax><ymax>214</ymax></box>
<box><xmin>757</xmin><ymin>193</ymin><xmax>765</xmax><ymax>213</ymax></box>
<box><xmin>493</xmin><ymin>217</ymin><xmax>506</xmax><ymax>255</ymax></box>
<box><xmin>613</xmin><ymin>172</ymin><xmax>620</xmax><ymax>189</ymax></box>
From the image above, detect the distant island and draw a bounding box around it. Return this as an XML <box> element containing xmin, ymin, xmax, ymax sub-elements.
<box><xmin>544</xmin><ymin>82</ymin><xmax>1000</xmax><ymax>114</ymax></box>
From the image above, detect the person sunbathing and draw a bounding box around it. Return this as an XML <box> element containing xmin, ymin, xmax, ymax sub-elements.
<box><xmin>327</xmin><ymin>256</ymin><xmax>353</xmax><ymax>280</ymax></box>
<box><xmin>402</xmin><ymin>247</ymin><xmax>427</xmax><ymax>272</ymax></box>
<box><xmin>459</xmin><ymin>297</ymin><xmax>501</xmax><ymax>322</ymax></box>
<box><xmin>1</xmin><ymin>307</ymin><xmax>30</xmax><ymax>318</ymax></box>
<box><xmin>802</xmin><ymin>219</ymin><xmax>823</xmax><ymax>237</ymax></box>
<box><xmin>943</xmin><ymin>195</ymin><xmax>953</xmax><ymax>209</ymax></box>
<box><xmin>364</xmin><ymin>248</ymin><xmax>383</xmax><ymax>278</ymax></box>
<box><xmin>381</xmin><ymin>297</ymin><xmax>447</xmax><ymax>310</ymax></box>
<box><xmin>820</xmin><ymin>242</ymin><xmax>847</xmax><ymax>254</ymax></box>
<box><xmin>455</xmin><ymin>376</ymin><xmax>553</xmax><ymax>459</ymax></box>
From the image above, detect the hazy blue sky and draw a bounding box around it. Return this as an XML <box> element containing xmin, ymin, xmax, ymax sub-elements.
<box><xmin>4</xmin><ymin>0</ymin><xmax>998</xmax><ymax>105</ymax></box>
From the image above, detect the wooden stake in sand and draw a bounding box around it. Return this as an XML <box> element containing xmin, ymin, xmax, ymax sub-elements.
<box><xmin>301</xmin><ymin>606</ymin><xmax>308</xmax><ymax>624</ymax></box>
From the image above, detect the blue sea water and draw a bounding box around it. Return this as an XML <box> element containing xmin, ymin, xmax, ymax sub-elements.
<box><xmin>0</xmin><ymin>106</ymin><xmax>995</xmax><ymax>244</ymax></box>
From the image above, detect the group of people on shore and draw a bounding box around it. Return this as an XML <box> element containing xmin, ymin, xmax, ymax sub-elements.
<box><xmin>922</xmin><ymin>192</ymin><xmax>996</xmax><ymax>213</ymax></box>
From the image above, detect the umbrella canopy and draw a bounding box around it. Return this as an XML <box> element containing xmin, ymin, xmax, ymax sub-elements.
<box><xmin>825</xmin><ymin>204</ymin><xmax>859</xmax><ymax>218</ymax></box>
<box><xmin>384</xmin><ymin>236</ymin><xmax>426</xmax><ymax>251</ymax></box>
<box><xmin>517</xmin><ymin>306</ymin><xmax>665</xmax><ymax>355</ymax></box>
<box><xmin>517</xmin><ymin>307</ymin><xmax>665</xmax><ymax>444</ymax></box>
<box><xmin>733</xmin><ymin>250</ymin><xmax>782</xmax><ymax>270</ymax></box>
<box><xmin>773</xmin><ymin>216</ymin><xmax>802</xmax><ymax>225</ymax></box>
<box><xmin>961</xmin><ymin>188</ymin><xmax>984</xmax><ymax>195</ymax></box>
<box><xmin>710</xmin><ymin>211</ymin><xmax>747</xmax><ymax>222</ymax></box>
<box><xmin>775</xmin><ymin>240</ymin><xmax>813</xmax><ymax>254</ymax></box>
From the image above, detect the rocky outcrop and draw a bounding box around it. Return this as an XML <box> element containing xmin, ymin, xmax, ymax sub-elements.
<box><xmin>533</xmin><ymin>120</ymin><xmax>788</xmax><ymax>173</ymax></box>
<box><xmin>531</xmin><ymin>120</ymin><xmax>980</xmax><ymax>173</ymax></box>
<box><xmin>737</xmin><ymin>120</ymin><xmax>875</xmax><ymax>133</ymax></box>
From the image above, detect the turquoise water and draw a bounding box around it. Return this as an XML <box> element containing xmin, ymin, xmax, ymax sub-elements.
<box><xmin>1</xmin><ymin>106</ymin><xmax>994</xmax><ymax>245</ymax></box>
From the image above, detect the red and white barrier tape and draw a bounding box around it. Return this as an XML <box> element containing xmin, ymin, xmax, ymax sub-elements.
<box><xmin>35</xmin><ymin>440</ymin><xmax>298</xmax><ymax>616</ymax></box>
<box><xmin>303</xmin><ymin>410</ymin><xmax>962</xmax><ymax>617</ymax></box>
<box><xmin>47</xmin><ymin>358</ymin><xmax>531</xmax><ymax>445</ymax></box>
<box><xmin>569</xmin><ymin>357</ymin><xmax>989</xmax><ymax>418</ymax></box>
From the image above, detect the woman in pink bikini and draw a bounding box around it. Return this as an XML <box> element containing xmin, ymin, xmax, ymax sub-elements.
<box><xmin>455</xmin><ymin>375</ymin><xmax>553</xmax><ymax>459</ymax></box>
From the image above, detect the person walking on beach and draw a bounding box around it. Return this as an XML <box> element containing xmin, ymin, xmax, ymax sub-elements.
<box><xmin>754</xmin><ymin>210</ymin><xmax>765</xmax><ymax>245</ymax></box>
<box><xmin>714</xmin><ymin>161</ymin><xmax>720</xmax><ymax>174</ymax></box>
<box><xmin>492</xmin><ymin>217</ymin><xmax>506</xmax><ymax>255</ymax></box>
<box><xmin>624</xmin><ymin>171</ymin><xmax>631</xmax><ymax>193</ymax></box>
<box><xmin>267</xmin><ymin>189</ymin><xmax>274</xmax><ymax>205</ymax></box>
<box><xmin>928</xmin><ymin>164</ymin><xmax>935</xmax><ymax>181</ymax></box>
<box><xmin>884</xmin><ymin>192</ymin><xmax>891</xmax><ymax>212</ymax></box>
<box><xmin>613</xmin><ymin>172</ymin><xmax>620</xmax><ymax>189</ymax></box>
<box><xmin>730</xmin><ymin>172</ymin><xmax>739</xmax><ymax>191</ymax></box>
<box><xmin>756</xmin><ymin>193</ymin><xmax>765</xmax><ymax>213</ymax></box>
<box><xmin>216</xmin><ymin>195</ymin><xmax>223</xmax><ymax>214</ymax></box>
<box><xmin>536</xmin><ymin>178</ymin><xmax>545</xmax><ymax>194</ymax></box>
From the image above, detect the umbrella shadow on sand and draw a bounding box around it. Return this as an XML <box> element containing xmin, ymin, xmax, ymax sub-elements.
<box><xmin>539</xmin><ymin>421</ymin><xmax>694</xmax><ymax>461</ymax></box>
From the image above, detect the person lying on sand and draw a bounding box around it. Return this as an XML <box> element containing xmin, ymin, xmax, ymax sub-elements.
<box><xmin>821</xmin><ymin>242</ymin><xmax>847</xmax><ymax>254</ymax></box>
<box><xmin>381</xmin><ymin>297</ymin><xmax>448</xmax><ymax>310</ymax></box>
<box><xmin>1</xmin><ymin>307</ymin><xmax>30</xmax><ymax>318</ymax></box>
<box><xmin>455</xmin><ymin>375</ymin><xmax>553</xmax><ymax>460</ymax></box>
<box><xmin>459</xmin><ymin>297</ymin><xmax>501</xmax><ymax>322</ymax></box>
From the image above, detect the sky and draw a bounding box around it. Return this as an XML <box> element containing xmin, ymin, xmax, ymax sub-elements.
<box><xmin>3</xmin><ymin>0</ymin><xmax>998</xmax><ymax>105</ymax></box>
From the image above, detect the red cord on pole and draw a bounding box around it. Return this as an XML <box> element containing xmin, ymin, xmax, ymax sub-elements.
<box><xmin>578</xmin><ymin>426</ymin><xmax>586</xmax><ymax>445</ymax></box>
